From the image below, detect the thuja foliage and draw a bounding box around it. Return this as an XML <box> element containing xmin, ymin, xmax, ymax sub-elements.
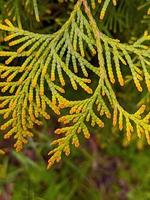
<box><xmin>0</xmin><ymin>0</ymin><xmax>149</xmax><ymax>168</ymax></box>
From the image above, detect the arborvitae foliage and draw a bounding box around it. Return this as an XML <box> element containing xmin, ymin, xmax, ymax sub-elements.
<box><xmin>0</xmin><ymin>0</ymin><xmax>149</xmax><ymax>168</ymax></box>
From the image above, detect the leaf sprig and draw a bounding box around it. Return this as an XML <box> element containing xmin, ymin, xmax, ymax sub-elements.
<box><xmin>0</xmin><ymin>0</ymin><xmax>149</xmax><ymax>168</ymax></box>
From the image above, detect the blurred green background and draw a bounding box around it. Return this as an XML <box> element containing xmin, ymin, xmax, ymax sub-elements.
<box><xmin>0</xmin><ymin>0</ymin><xmax>150</xmax><ymax>199</ymax></box>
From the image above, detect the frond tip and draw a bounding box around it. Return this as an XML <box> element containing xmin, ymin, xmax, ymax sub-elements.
<box><xmin>90</xmin><ymin>0</ymin><xmax>118</xmax><ymax>20</ymax></box>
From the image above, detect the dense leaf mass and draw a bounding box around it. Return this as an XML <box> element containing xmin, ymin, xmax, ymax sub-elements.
<box><xmin>0</xmin><ymin>0</ymin><xmax>149</xmax><ymax>167</ymax></box>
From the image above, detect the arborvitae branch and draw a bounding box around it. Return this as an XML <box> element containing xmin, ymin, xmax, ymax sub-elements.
<box><xmin>0</xmin><ymin>0</ymin><xmax>149</xmax><ymax>168</ymax></box>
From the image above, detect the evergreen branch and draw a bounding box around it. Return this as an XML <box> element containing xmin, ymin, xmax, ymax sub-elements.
<box><xmin>0</xmin><ymin>0</ymin><xmax>149</xmax><ymax>168</ymax></box>
<box><xmin>47</xmin><ymin>0</ymin><xmax>150</xmax><ymax>167</ymax></box>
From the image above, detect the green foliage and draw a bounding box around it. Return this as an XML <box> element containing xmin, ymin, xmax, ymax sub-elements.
<box><xmin>0</xmin><ymin>0</ymin><xmax>149</xmax><ymax>168</ymax></box>
<box><xmin>0</xmin><ymin>0</ymin><xmax>39</xmax><ymax>27</ymax></box>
